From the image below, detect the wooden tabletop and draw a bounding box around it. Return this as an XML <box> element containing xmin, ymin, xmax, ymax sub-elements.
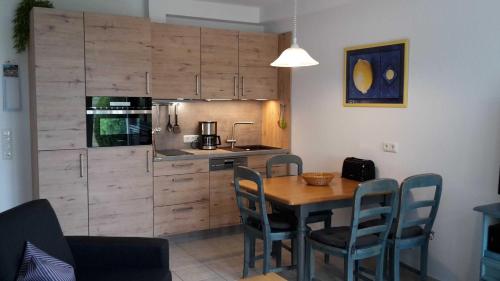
<box><xmin>239</xmin><ymin>174</ymin><xmax>361</xmax><ymax>206</ymax></box>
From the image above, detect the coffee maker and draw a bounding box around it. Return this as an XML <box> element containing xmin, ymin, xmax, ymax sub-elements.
<box><xmin>197</xmin><ymin>121</ymin><xmax>221</xmax><ymax>150</ymax></box>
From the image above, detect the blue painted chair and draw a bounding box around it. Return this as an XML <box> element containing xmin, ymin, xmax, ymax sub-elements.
<box><xmin>388</xmin><ymin>174</ymin><xmax>442</xmax><ymax>281</ymax></box>
<box><xmin>233</xmin><ymin>166</ymin><xmax>297</xmax><ymax>277</ymax></box>
<box><xmin>266</xmin><ymin>154</ymin><xmax>333</xmax><ymax>264</ymax></box>
<box><xmin>306</xmin><ymin>179</ymin><xmax>399</xmax><ymax>281</ymax></box>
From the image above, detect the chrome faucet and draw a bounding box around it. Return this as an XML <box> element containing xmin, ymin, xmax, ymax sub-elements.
<box><xmin>227</xmin><ymin>121</ymin><xmax>254</xmax><ymax>149</ymax></box>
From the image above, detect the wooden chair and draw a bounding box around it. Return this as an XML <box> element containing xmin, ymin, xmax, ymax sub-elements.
<box><xmin>388</xmin><ymin>174</ymin><xmax>442</xmax><ymax>281</ymax></box>
<box><xmin>266</xmin><ymin>154</ymin><xmax>333</xmax><ymax>263</ymax></box>
<box><xmin>306</xmin><ymin>179</ymin><xmax>399</xmax><ymax>281</ymax></box>
<box><xmin>234</xmin><ymin>166</ymin><xmax>296</xmax><ymax>277</ymax></box>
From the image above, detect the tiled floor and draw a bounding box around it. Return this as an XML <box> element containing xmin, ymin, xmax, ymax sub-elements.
<box><xmin>167</xmin><ymin>227</ymin><xmax>422</xmax><ymax>281</ymax></box>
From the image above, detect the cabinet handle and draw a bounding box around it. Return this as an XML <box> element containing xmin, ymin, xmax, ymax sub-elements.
<box><xmin>172</xmin><ymin>163</ymin><xmax>194</xmax><ymax>168</ymax></box>
<box><xmin>195</xmin><ymin>74</ymin><xmax>200</xmax><ymax>96</ymax></box>
<box><xmin>79</xmin><ymin>154</ymin><xmax>84</xmax><ymax>178</ymax></box>
<box><xmin>234</xmin><ymin>76</ymin><xmax>237</xmax><ymax>97</ymax></box>
<box><xmin>173</xmin><ymin>206</ymin><xmax>194</xmax><ymax>213</ymax></box>
<box><xmin>241</xmin><ymin>76</ymin><xmax>244</xmax><ymax>97</ymax></box>
<box><xmin>146</xmin><ymin>150</ymin><xmax>150</xmax><ymax>173</ymax></box>
<box><xmin>146</xmin><ymin>72</ymin><xmax>151</xmax><ymax>95</ymax></box>
<box><xmin>172</xmin><ymin>177</ymin><xmax>194</xmax><ymax>183</ymax></box>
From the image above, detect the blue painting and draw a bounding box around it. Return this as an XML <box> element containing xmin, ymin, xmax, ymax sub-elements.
<box><xmin>344</xmin><ymin>40</ymin><xmax>408</xmax><ymax>107</ymax></box>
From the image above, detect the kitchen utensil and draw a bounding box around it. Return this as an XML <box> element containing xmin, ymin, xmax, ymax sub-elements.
<box><xmin>166</xmin><ymin>104</ymin><xmax>173</xmax><ymax>132</ymax></box>
<box><xmin>173</xmin><ymin>104</ymin><xmax>181</xmax><ymax>134</ymax></box>
<box><xmin>278</xmin><ymin>104</ymin><xmax>287</xmax><ymax>129</ymax></box>
<box><xmin>302</xmin><ymin>172</ymin><xmax>335</xmax><ymax>186</ymax></box>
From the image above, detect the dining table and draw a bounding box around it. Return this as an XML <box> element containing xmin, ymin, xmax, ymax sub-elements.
<box><xmin>239</xmin><ymin>173</ymin><xmax>368</xmax><ymax>281</ymax></box>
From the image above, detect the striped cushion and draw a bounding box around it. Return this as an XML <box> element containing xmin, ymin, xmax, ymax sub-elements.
<box><xmin>16</xmin><ymin>241</ymin><xmax>76</xmax><ymax>281</ymax></box>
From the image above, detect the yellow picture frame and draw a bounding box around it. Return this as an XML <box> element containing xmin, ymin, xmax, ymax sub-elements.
<box><xmin>343</xmin><ymin>39</ymin><xmax>409</xmax><ymax>108</ymax></box>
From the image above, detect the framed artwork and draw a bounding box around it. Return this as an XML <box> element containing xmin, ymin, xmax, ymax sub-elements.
<box><xmin>343</xmin><ymin>39</ymin><xmax>409</xmax><ymax>108</ymax></box>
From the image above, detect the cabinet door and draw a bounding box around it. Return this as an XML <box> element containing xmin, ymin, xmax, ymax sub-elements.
<box><xmin>239</xmin><ymin>32</ymin><xmax>278</xmax><ymax>100</ymax></box>
<box><xmin>88</xmin><ymin>146</ymin><xmax>153</xmax><ymax>237</ymax></box>
<box><xmin>154</xmin><ymin>173</ymin><xmax>209</xmax><ymax>206</ymax></box>
<box><xmin>85</xmin><ymin>13</ymin><xmax>152</xmax><ymax>97</ymax></box>
<box><xmin>37</xmin><ymin>149</ymin><xmax>88</xmax><ymax>235</ymax></box>
<box><xmin>30</xmin><ymin>8</ymin><xmax>86</xmax><ymax>150</ymax></box>
<box><xmin>210</xmin><ymin>170</ymin><xmax>241</xmax><ymax>228</ymax></box>
<box><xmin>201</xmin><ymin>28</ymin><xmax>239</xmax><ymax>100</ymax></box>
<box><xmin>152</xmin><ymin>24</ymin><xmax>200</xmax><ymax>99</ymax></box>
<box><xmin>154</xmin><ymin>202</ymin><xmax>209</xmax><ymax>236</ymax></box>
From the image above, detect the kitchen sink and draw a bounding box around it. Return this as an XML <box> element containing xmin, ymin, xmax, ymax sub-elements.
<box><xmin>220</xmin><ymin>145</ymin><xmax>281</xmax><ymax>152</ymax></box>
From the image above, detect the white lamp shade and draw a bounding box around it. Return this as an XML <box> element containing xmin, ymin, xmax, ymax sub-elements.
<box><xmin>271</xmin><ymin>44</ymin><xmax>319</xmax><ymax>68</ymax></box>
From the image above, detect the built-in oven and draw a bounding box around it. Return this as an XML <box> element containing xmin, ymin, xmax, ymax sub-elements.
<box><xmin>86</xmin><ymin>97</ymin><xmax>152</xmax><ymax>148</ymax></box>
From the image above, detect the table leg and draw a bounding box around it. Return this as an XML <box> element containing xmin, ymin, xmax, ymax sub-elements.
<box><xmin>296</xmin><ymin>206</ymin><xmax>309</xmax><ymax>281</ymax></box>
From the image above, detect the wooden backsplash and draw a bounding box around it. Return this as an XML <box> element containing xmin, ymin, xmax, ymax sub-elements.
<box><xmin>153</xmin><ymin>101</ymin><xmax>263</xmax><ymax>150</ymax></box>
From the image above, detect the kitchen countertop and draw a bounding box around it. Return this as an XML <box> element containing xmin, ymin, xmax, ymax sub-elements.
<box><xmin>154</xmin><ymin>147</ymin><xmax>289</xmax><ymax>161</ymax></box>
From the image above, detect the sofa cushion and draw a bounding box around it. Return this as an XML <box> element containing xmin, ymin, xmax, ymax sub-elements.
<box><xmin>0</xmin><ymin>200</ymin><xmax>75</xmax><ymax>281</ymax></box>
<box><xmin>16</xmin><ymin>241</ymin><xmax>76</xmax><ymax>281</ymax></box>
<box><xmin>75</xmin><ymin>268</ymin><xmax>172</xmax><ymax>281</ymax></box>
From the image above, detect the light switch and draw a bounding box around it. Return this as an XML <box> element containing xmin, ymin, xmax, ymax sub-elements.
<box><xmin>2</xmin><ymin>129</ymin><xmax>13</xmax><ymax>160</ymax></box>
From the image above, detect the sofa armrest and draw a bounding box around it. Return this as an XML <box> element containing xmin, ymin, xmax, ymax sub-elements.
<box><xmin>66</xmin><ymin>236</ymin><xmax>169</xmax><ymax>270</ymax></box>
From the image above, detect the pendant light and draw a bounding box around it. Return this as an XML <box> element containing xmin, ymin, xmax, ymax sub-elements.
<box><xmin>270</xmin><ymin>0</ymin><xmax>319</xmax><ymax>68</ymax></box>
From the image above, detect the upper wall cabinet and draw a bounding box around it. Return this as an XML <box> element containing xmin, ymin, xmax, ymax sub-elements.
<box><xmin>239</xmin><ymin>32</ymin><xmax>279</xmax><ymax>100</ymax></box>
<box><xmin>152</xmin><ymin>24</ymin><xmax>201</xmax><ymax>100</ymax></box>
<box><xmin>201</xmin><ymin>28</ymin><xmax>239</xmax><ymax>100</ymax></box>
<box><xmin>30</xmin><ymin>8</ymin><xmax>86</xmax><ymax>150</ymax></box>
<box><xmin>84</xmin><ymin>13</ymin><xmax>152</xmax><ymax>97</ymax></box>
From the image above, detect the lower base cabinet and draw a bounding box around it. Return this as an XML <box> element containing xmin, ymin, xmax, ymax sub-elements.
<box><xmin>88</xmin><ymin>146</ymin><xmax>153</xmax><ymax>237</ymax></box>
<box><xmin>37</xmin><ymin>149</ymin><xmax>89</xmax><ymax>235</ymax></box>
<box><xmin>154</xmin><ymin>202</ymin><xmax>209</xmax><ymax>236</ymax></box>
<box><xmin>210</xmin><ymin>170</ymin><xmax>241</xmax><ymax>228</ymax></box>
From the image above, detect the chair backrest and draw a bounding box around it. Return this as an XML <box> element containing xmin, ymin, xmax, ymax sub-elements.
<box><xmin>266</xmin><ymin>154</ymin><xmax>303</xmax><ymax>178</ymax></box>
<box><xmin>233</xmin><ymin>166</ymin><xmax>271</xmax><ymax>233</ymax></box>
<box><xmin>0</xmin><ymin>199</ymin><xmax>75</xmax><ymax>281</ymax></box>
<box><xmin>395</xmin><ymin>173</ymin><xmax>442</xmax><ymax>239</ymax></box>
<box><xmin>349</xmin><ymin>179</ymin><xmax>399</xmax><ymax>253</ymax></box>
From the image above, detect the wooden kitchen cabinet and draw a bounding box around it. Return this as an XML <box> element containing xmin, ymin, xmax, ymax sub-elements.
<box><xmin>36</xmin><ymin>149</ymin><xmax>88</xmax><ymax>235</ymax></box>
<box><xmin>84</xmin><ymin>13</ymin><xmax>152</xmax><ymax>97</ymax></box>
<box><xmin>239</xmin><ymin>32</ymin><xmax>279</xmax><ymax>100</ymax></box>
<box><xmin>152</xmin><ymin>24</ymin><xmax>201</xmax><ymax>99</ymax></box>
<box><xmin>88</xmin><ymin>146</ymin><xmax>153</xmax><ymax>237</ymax></box>
<box><xmin>248</xmin><ymin>154</ymin><xmax>288</xmax><ymax>177</ymax></box>
<box><xmin>30</xmin><ymin>8</ymin><xmax>86</xmax><ymax>150</ymax></box>
<box><xmin>210</xmin><ymin>170</ymin><xmax>241</xmax><ymax>228</ymax></box>
<box><xmin>154</xmin><ymin>173</ymin><xmax>209</xmax><ymax>206</ymax></box>
<box><xmin>153</xmin><ymin>159</ymin><xmax>210</xmax><ymax>236</ymax></box>
<box><xmin>154</xmin><ymin>158</ymin><xmax>209</xmax><ymax>176</ymax></box>
<box><xmin>154</xmin><ymin>202</ymin><xmax>209</xmax><ymax>236</ymax></box>
<box><xmin>201</xmin><ymin>28</ymin><xmax>239</xmax><ymax>99</ymax></box>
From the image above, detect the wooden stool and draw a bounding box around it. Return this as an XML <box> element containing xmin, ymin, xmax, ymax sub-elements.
<box><xmin>240</xmin><ymin>273</ymin><xmax>286</xmax><ymax>281</ymax></box>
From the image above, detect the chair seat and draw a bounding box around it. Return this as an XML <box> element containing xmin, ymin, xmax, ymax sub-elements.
<box><xmin>247</xmin><ymin>213</ymin><xmax>297</xmax><ymax>232</ymax></box>
<box><xmin>359</xmin><ymin>219</ymin><xmax>424</xmax><ymax>239</ymax></box>
<box><xmin>310</xmin><ymin>226</ymin><xmax>379</xmax><ymax>249</ymax></box>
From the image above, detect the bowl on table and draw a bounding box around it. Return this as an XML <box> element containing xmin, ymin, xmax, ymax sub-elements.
<box><xmin>301</xmin><ymin>172</ymin><xmax>335</xmax><ymax>186</ymax></box>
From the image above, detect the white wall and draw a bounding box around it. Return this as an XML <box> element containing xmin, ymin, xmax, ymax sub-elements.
<box><xmin>266</xmin><ymin>0</ymin><xmax>500</xmax><ymax>280</ymax></box>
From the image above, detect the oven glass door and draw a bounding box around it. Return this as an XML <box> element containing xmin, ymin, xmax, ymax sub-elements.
<box><xmin>87</xmin><ymin>113</ymin><xmax>152</xmax><ymax>147</ymax></box>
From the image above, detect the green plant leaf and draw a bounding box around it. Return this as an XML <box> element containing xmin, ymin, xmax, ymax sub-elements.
<box><xmin>13</xmin><ymin>0</ymin><xmax>54</xmax><ymax>53</ymax></box>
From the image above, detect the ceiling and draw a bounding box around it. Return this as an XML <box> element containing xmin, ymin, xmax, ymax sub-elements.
<box><xmin>196</xmin><ymin>0</ymin><xmax>288</xmax><ymax>8</ymax></box>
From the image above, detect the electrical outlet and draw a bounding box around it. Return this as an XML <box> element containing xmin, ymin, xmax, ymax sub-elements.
<box><xmin>382</xmin><ymin>142</ymin><xmax>399</xmax><ymax>153</ymax></box>
<box><xmin>2</xmin><ymin>129</ymin><xmax>13</xmax><ymax>160</ymax></box>
<box><xmin>183</xmin><ymin>135</ymin><xmax>199</xmax><ymax>143</ymax></box>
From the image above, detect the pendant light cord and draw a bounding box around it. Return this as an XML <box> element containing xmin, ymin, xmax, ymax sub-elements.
<box><xmin>293</xmin><ymin>0</ymin><xmax>298</xmax><ymax>45</ymax></box>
